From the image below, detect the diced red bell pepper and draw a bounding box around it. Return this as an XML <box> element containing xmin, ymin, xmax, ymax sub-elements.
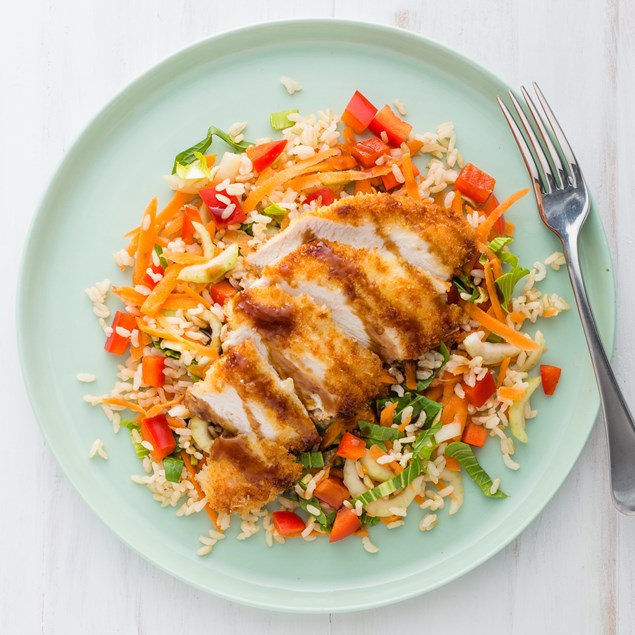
<box><xmin>461</xmin><ymin>422</ymin><xmax>488</xmax><ymax>448</ymax></box>
<box><xmin>382</xmin><ymin>161</ymin><xmax>420</xmax><ymax>191</ymax></box>
<box><xmin>140</xmin><ymin>415</ymin><xmax>176</xmax><ymax>462</ymax></box>
<box><xmin>142</xmin><ymin>261</ymin><xmax>164</xmax><ymax>290</ymax></box>
<box><xmin>463</xmin><ymin>372</ymin><xmax>497</xmax><ymax>408</ymax></box>
<box><xmin>540</xmin><ymin>365</ymin><xmax>562</xmax><ymax>396</ymax></box>
<box><xmin>483</xmin><ymin>194</ymin><xmax>505</xmax><ymax>235</ymax></box>
<box><xmin>246</xmin><ymin>139</ymin><xmax>287</xmax><ymax>172</ymax></box>
<box><xmin>142</xmin><ymin>355</ymin><xmax>165</xmax><ymax>387</ymax></box>
<box><xmin>272</xmin><ymin>511</ymin><xmax>306</xmax><ymax>536</ymax></box>
<box><xmin>455</xmin><ymin>163</ymin><xmax>496</xmax><ymax>204</ymax></box>
<box><xmin>336</xmin><ymin>432</ymin><xmax>366</xmax><ymax>460</ymax></box>
<box><xmin>350</xmin><ymin>137</ymin><xmax>390</xmax><ymax>169</ymax></box>
<box><xmin>314</xmin><ymin>476</ymin><xmax>350</xmax><ymax>510</ymax></box>
<box><xmin>210</xmin><ymin>280</ymin><xmax>237</xmax><ymax>307</ymax></box>
<box><xmin>341</xmin><ymin>90</ymin><xmax>378</xmax><ymax>134</ymax></box>
<box><xmin>182</xmin><ymin>205</ymin><xmax>202</xmax><ymax>243</ymax></box>
<box><xmin>199</xmin><ymin>186</ymin><xmax>246</xmax><ymax>228</ymax></box>
<box><xmin>329</xmin><ymin>508</ymin><xmax>361</xmax><ymax>543</ymax></box>
<box><xmin>368</xmin><ymin>104</ymin><xmax>413</xmax><ymax>147</ymax></box>
<box><xmin>305</xmin><ymin>187</ymin><xmax>335</xmax><ymax>206</ymax></box>
<box><xmin>104</xmin><ymin>311</ymin><xmax>137</xmax><ymax>355</ymax></box>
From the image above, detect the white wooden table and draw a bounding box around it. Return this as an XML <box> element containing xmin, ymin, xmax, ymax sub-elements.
<box><xmin>3</xmin><ymin>1</ymin><xmax>635</xmax><ymax>633</ymax></box>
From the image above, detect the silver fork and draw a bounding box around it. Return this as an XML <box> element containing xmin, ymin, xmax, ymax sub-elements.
<box><xmin>498</xmin><ymin>83</ymin><xmax>635</xmax><ymax>514</ymax></box>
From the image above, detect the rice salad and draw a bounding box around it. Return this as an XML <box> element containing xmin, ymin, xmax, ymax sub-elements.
<box><xmin>83</xmin><ymin>87</ymin><xmax>568</xmax><ymax>554</ymax></box>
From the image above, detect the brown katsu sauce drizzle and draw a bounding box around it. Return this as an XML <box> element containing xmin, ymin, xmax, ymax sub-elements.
<box><xmin>235</xmin><ymin>293</ymin><xmax>295</xmax><ymax>335</ymax></box>
<box><xmin>210</xmin><ymin>437</ymin><xmax>270</xmax><ymax>484</ymax></box>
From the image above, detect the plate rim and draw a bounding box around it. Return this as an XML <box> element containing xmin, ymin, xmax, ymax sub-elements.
<box><xmin>17</xmin><ymin>17</ymin><xmax>616</xmax><ymax>613</ymax></box>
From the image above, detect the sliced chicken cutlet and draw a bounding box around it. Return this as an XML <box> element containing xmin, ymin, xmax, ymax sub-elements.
<box><xmin>262</xmin><ymin>240</ymin><xmax>462</xmax><ymax>361</ymax></box>
<box><xmin>200</xmin><ymin>435</ymin><xmax>301</xmax><ymax>514</ymax></box>
<box><xmin>185</xmin><ymin>338</ymin><xmax>318</xmax><ymax>452</ymax></box>
<box><xmin>247</xmin><ymin>193</ymin><xmax>476</xmax><ymax>292</ymax></box>
<box><xmin>228</xmin><ymin>286</ymin><xmax>385</xmax><ymax>417</ymax></box>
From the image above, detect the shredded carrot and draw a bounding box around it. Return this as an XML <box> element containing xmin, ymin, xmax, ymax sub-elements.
<box><xmin>354</xmin><ymin>179</ymin><xmax>374</xmax><ymax>195</ymax></box>
<box><xmin>441</xmin><ymin>392</ymin><xmax>466</xmax><ymax>426</ymax></box>
<box><xmin>380</xmin><ymin>401</ymin><xmax>398</xmax><ymax>427</ymax></box>
<box><xmin>444</xmin><ymin>455</ymin><xmax>461</xmax><ymax>472</ymax></box>
<box><xmin>404</xmin><ymin>361</ymin><xmax>418</xmax><ymax>391</ymax></box>
<box><xmin>204</xmin><ymin>153</ymin><xmax>217</xmax><ymax>168</ymax></box>
<box><xmin>181</xmin><ymin>451</ymin><xmax>219</xmax><ymax>529</ymax></box>
<box><xmin>379</xmin><ymin>372</ymin><xmax>397</xmax><ymax>384</ymax></box>
<box><xmin>498</xmin><ymin>386</ymin><xmax>526</xmax><ymax>401</ymax></box>
<box><xmin>309</xmin><ymin>156</ymin><xmax>358</xmax><ymax>172</ymax></box>
<box><xmin>476</xmin><ymin>188</ymin><xmax>529</xmax><ymax>243</ymax></box>
<box><xmin>497</xmin><ymin>357</ymin><xmax>511</xmax><ymax>387</ymax></box>
<box><xmin>401</xmin><ymin>153</ymin><xmax>421</xmax><ymax>200</ymax></box>
<box><xmin>543</xmin><ymin>307</ymin><xmax>557</xmax><ymax>318</ymax></box>
<box><xmin>136</xmin><ymin>320</ymin><xmax>217</xmax><ymax>358</ymax></box>
<box><xmin>140</xmin><ymin>265</ymin><xmax>184</xmax><ymax>316</ymax></box>
<box><xmin>159</xmin><ymin>294</ymin><xmax>201</xmax><ymax>311</ymax></box>
<box><xmin>442</xmin><ymin>378</ymin><xmax>459</xmax><ymax>405</ymax></box>
<box><xmin>460</xmin><ymin>301</ymin><xmax>538</xmax><ymax>351</ymax></box>
<box><xmin>145</xmin><ymin>396</ymin><xmax>183</xmax><ymax>419</ymax></box>
<box><xmin>133</xmin><ymin>198</ymin><xmax>159</xmax><ymax>285</ymax></box>
<box><xmin>504</xmin><ymin>220</ymin><xmax>515</xmax><ymax>236</ymax></box>
<box><xmin>320</xmin><ymin>419</ymin><xmax>345</xmax><ymax>449</ymax></box>
<box><xmin>176</xmin><ymin>283</ymin><xmax>212</xmax><ymax>310</ymax></box>
<box><xmin>452</xmin><ymin>190</ymin><xmax>463</xmax><ymax>214</ymax></box>
<box><xmin>483</xmin><ymin>260</ymin><xmax>505</xmax><ymax>321</ymax></box>
<box><xmin>161</xmin><ymin>214</ymin><xmax>184</xmax><ymax>239</ymax></box>
<box><xmin>112</xmin><ymin>286</ymin><xmax>146</xmax><ymax>307</ymax></box>
<box><xmin>343</xmin><ymin>126</ymin><xmax>356</xmax><ymax>147</ymax></box>
<box><xmin>162</xmin><ymin>251</ymin><xmax>209</xmax><ymax>266</ymax></box>
<box><xmin>397</xmin><ymin>411</ymin><xmax>413</xmax><ymax>433</ymax></box>
<box><xmin>243</xmin><ymin>148</ymin><xmax>339</xmax><ymax>212</ymax></box>
<box><xmin>509</xmin><ymin>311</ymin><xmax>526</xmax><ymax>325</ymax></box>
<box><xmin>380</xmin><ymin>515</ymin><xmax>403</xmax><ymax>525</ymax></box>
<box><xmin>407</xmin><ymin>137</ymin><xmax>424</xmax><ymax>156</ymax></box>
<box><xmin>415</xmin><ymin>494</ymin><xmax>426</xmax><ymax>505</ymax></box>
<box><xmin>353</xmin><ymin>527</ymin><xmax>369</xmax><ymax>537</ymax></box>
<box><xmin>155</xmin><ymin>191</ymin><xmax>193</xmax><ymax>231</ymax></box>
<box><xmin>130</xmin><ymin>331</ymin><xmax>151</xmax><ymax>363</ymax></box>
<box><xmin>425</xmin><ymin>385</ymin><xmax>444</xmax><ymax>402</ymax></box>
<box><xmin>100</xmin><ymin>397</ymin><xmax>146</xmax><ymax>415</ymax></box>
<box><xmin>368</xmin><ymin>445</ymin><xmax>387</xmax><ymax>462</ymax></box>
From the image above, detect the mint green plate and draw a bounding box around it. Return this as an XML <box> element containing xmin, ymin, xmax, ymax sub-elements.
<box><xmin>18</xmin><ymin>20</ymin><xmax>614</xmax><ymax>612</ymax></box>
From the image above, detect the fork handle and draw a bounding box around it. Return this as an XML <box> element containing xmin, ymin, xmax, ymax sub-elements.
<box><xmin>563</xmin><ymin>233</ymin><xmax>635</xmax><ymax>513</ymax></box>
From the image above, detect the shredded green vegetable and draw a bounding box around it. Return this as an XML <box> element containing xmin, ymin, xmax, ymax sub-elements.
<box><xmin>172</xmin><ymin>126</ymin><xmax>253</xmax><ymax>173</ymax></box>
<box><xmin>296</xmin><ymin>496</ymin><xmax>335</xmax><ymax>529</ymax></box>
<box><xmin>412</xmin><ymin>421</ymin><xmax>442</xmax><ymax>461</ymax></box>
<box><xmin>151</xmin><ymin>340</ymin><xmax>181</xmax><ymax>359</ymax></box>
<box><xmin>298</xmin><ymin>451</ymin><xmax>325</xmax><ymax>469</ymax></box>
<box><xmin>445</xmin><ymin>442</ymin><xmax>507</xmax><ymax>498</ymax></box>
<box><xmin>263</xmin><ymin>203</ymin><xmax>288</xmax><ymax>219</ymax></box>
<box><xmin>358</xmin><ymin>420</ymin><xmax>400</xmax><ymax>442</ymax></box>
<box><xmin>163</xmin><ymin>456</ymin><xmax>184</xmax><ymax>483</ymax></box>
<box><xmin>128</xmin><ymin>428</ymin><xmax>149</xmax><ymax>460</ymax></box>
<box><xmin>355</xmin><ymin>458</ymin><xmax>422</xmax><ymax>506</ymax></box>
<box><xmin>270</xmin><ymin>109</ymin><xmax>298</xmax><ymax>130</ymax></box>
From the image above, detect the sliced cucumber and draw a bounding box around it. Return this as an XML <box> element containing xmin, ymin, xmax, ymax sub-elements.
<box><xmin>360</xmin><ymin>450</ymin><xmax>395</xmax><ymax>483</ymax></box>
<box><xmin>178</xmin><ymin>243</ymin><xmax>239</xmax><ymax>284</ymax></box>
<box><xmin>365</xmin><ymin>476</ymin><xmax>424</xmax><ymax>518</ymax></box>
<box><xmin>463</xmin><ymin>331</ymin><xmax>520</xmax><ymax>365</ymax></box>
<box><xmin>440</xmin><ymin>468</ymin><xmax>464</xmax><ymax>515</ymax></box>
<box><xmin>509</xmin><ymin>375</ymin><xmax>542</xmax><ymax>443</ymax></box>
<box><xmin>190</xmin><ymin>416</ymin><xmax>213</xmax><ymax>452</ymax></box>
<box><xmin>516</xmin><ymin>331</ymin><xmax>546</xmax><ymax>371</ymax></box>
<box><xmin>343</xmin><ymin>459</ymin><xmax>367</xmax><ymax>498</ymax></box>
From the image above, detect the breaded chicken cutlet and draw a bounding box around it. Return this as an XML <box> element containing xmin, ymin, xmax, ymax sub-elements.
<box><xmin>186</xmin><ymin>193</ymin><xmax>476</xmax><ymax>514</ymax></box>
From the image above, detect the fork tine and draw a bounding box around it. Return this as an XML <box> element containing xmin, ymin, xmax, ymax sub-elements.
<box><xmin>532</xmin><ymin>82</ymin><xmax>580</xmax><ymax>187</ymax></box>
<box><xmin>497</xmin><ymin>96</ymin><xmax>545</xmax><ymax>194</ymax></box>
<box><xmin>508</xmin><ymin>90</ymin><xmax>555</xmax><ymax>193</ymax></box>
<box><xmin>520</xmin><ymin>86</ymin><xmax>566</xmax><ymax>189</ymax></box>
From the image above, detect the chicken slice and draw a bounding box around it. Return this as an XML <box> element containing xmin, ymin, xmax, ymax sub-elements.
<box><xmin>185</xmin><ymin>338</ymin><xmax>318</xmax><ymax>452</ymax></box>
<box><xmin>200</xmin><ymin>435</ymin><xmax>301</xmax><ymax>514</ymax></box>
<box><xmin>262</xmin><ymin>240</ymin><xmax>462</xmax><ymax>361</ymax></box>
<box><xmin>228</xmin><ymin>286</ymin><xmax>385</xmax><ymax>417</ymax></box>
<box><xmin>247</xmin><ymin>193</ymin><xmax>476</xmax><ymax>292</ymax></box>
